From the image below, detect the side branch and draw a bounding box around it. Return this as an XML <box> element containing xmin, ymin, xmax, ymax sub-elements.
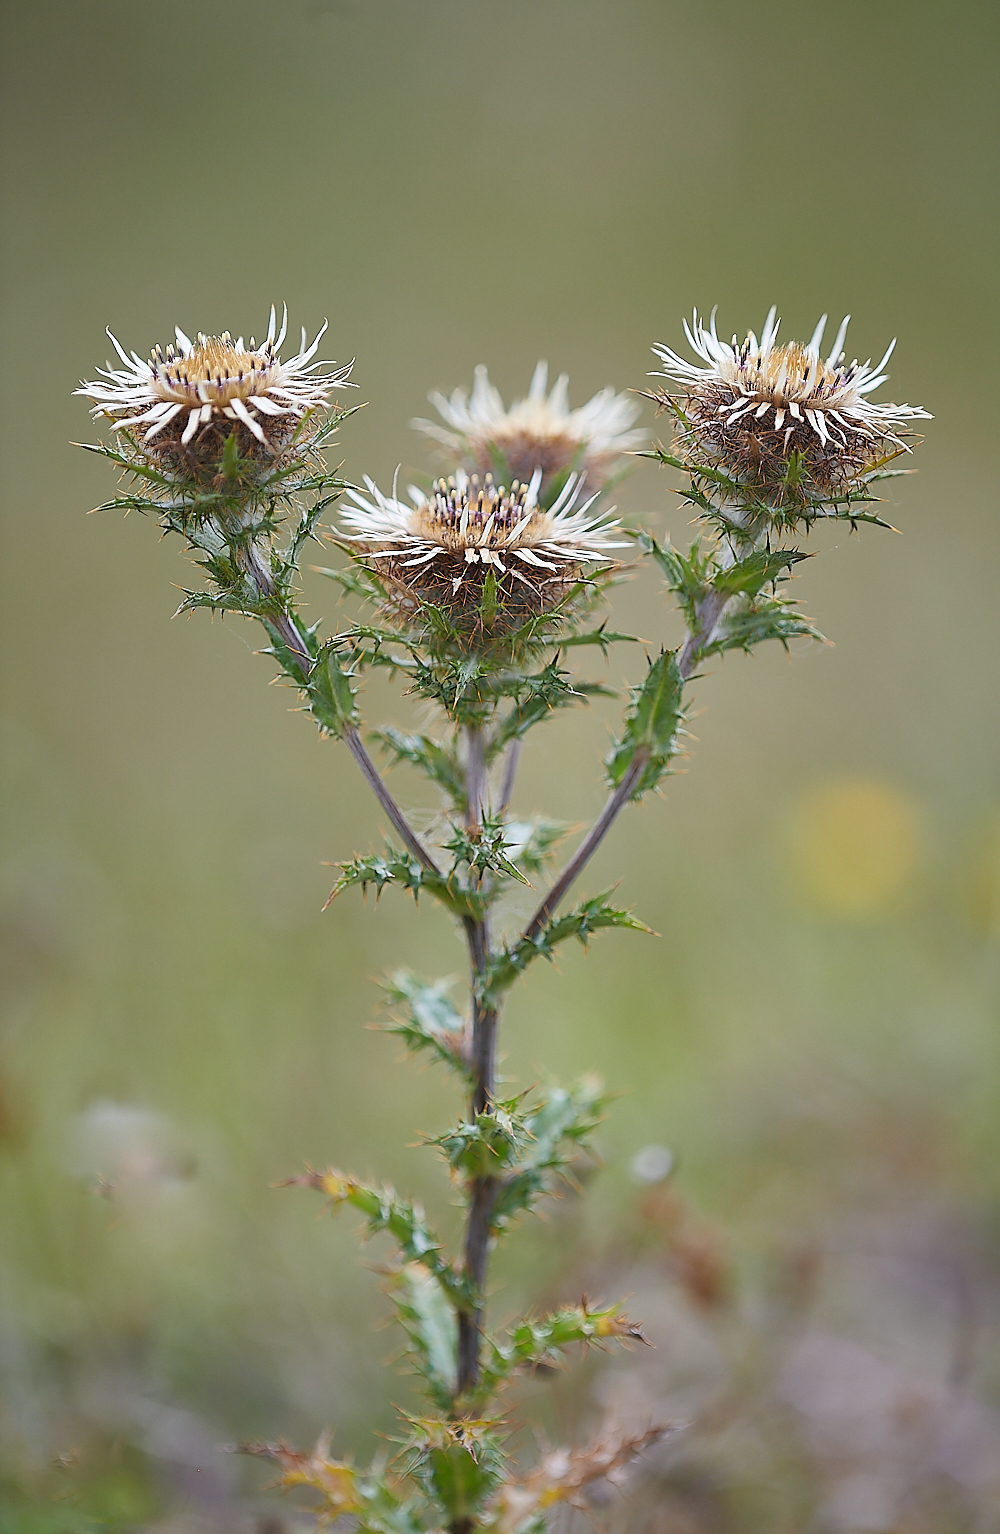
<box><xmin>522</xmin><ymin>748</ymin><xmax>649</xmax><ymax>943</ymax></box>
<box><xmin>242</xmin><ymin>540</ymin><xmax>442</xmax><ymax>878</ymax></box>
<box><xmin>521</xmin><ymin>588</ymin><xmax>729</xmax><ymax>938</ymax></box>
<box><xmin>343</xmin><ymin>725</ymin><xmax>442</xmax><ymax>876</ymax></box>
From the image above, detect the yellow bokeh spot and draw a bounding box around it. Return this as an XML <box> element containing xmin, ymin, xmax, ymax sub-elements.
<box><xmin>788</xmin><ymin>778</ymin><xmax>925</xmax><ymax>919</ymax></box>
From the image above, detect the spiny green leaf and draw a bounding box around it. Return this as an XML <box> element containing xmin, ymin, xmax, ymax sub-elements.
<box><xmin>400</xmin><ymin>1419</ymin><xmax>505</xmax><ymax>1521</ymax></box>
<box><xmin>327</xmin><ymin>846</ymin><xmax>487</xmax><ymax>921</ymax></box>
<box><xmin>392</xmin><ymin>1261</ymin><xmax>458</xmax><ymax>1407</ymax></box>
<box><xmin>477</xmin><ymin>1299</ymin><xmax>646</xmax><ymax>1399</ymax></box>
<box><xmin>636</xmin><ymin>533</ymin><xmax>711</xmax><ymax>627</ymax></box>
<box><xmin>480</xmin><ymin>894</ymin><xmax>654</xmax><ymax>1004</ymax></box>
<box><xmin>487</xmin><ymin>660</ymin><xmax>610</xmax><ymax>758</ymax></box>
<box><xmin>558</xmin><ymin>622</ymin><xmax>641</xmax><ymax>652</ymax></box>
<box><xmin>711</xmin><ymin>546</ymin><xmax>811</xmax><ymax>598</ymax></box>
<box><xmin>487</xmin><ymin>1078</ymin><xmax>608</xmax><ymax>1234</ymax></box>
<box><xmin>278</xmin><ymin>497</ymin><xmax>345</xmax><ymax>586</ymax></box>
<box><xmin>239</xmin><ymin>1439</ymin><xmax>429</xmax><ymax>1534</ymax></box>
<box><xmin>429</xmin><ymin>1098</ymin><xmax>533</xmax><ymax>1179</ymax></box>
<box><xmin>303</xmin><ymin>641</ymin><xmax>360</xmax><ymax>735</ymax></box>
<box><xmin>702</xmin><ymin>594</ymin><xmax>820</xmax><ymax>656</ymax></box>
<box><xmin>605</xmin><ymin>648</ymin><xmax>684</xmax><ymax>799</ymax></box>
<box><xmin>221</xmin><ymin>429</ymin><xmax>240</xmax><ymax>480</ymax></box>
<box><xmin>519</xmin><ymin>1078</ymin><xmax>607</xmax><ymax>1167</ymax></box>
<box><xmin>480</xmin><ymin>567</ymin><xmax>499</xmax><ymax>629</ymax></box>
<box><xmin>381</xmin><ymin>971</ymin><xmax>471</xmax><ymax>1079</ymax></box>
<box><xmin>315</xmin><ymin>563</ymin><xmax>387</xmax><ymax>603</ymax></box>
<box><xmin>373</xmin><ymin>728</ymin><xmax>466</xmax><ymax>808</ymax></box>
<box><xmin>442</xmin><ymin>820</ymin><xmax>532</xmax><ymax>888</ymax></box>
<box><xmin>280</xmin><ymin>1168</ymin><xmax>474</xmax><ymax>1311</ymax></box>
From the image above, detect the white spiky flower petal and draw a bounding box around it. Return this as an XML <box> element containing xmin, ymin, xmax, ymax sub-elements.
<box><xmin>341</xmin><ymin>466</ymin><xmax>627</xmax><ymax>582</ymax></box>
<box><xmin>412</xmin><ymin>362</ymin><xmax>645</xmax><ymax>490</ymax></box>
<box><xmin>77</xmin><ymin>306</ymin><xmax>355</xmax><ymax>450</ymax></box>
<box><xmin>652</xmin><ymin>306</ymin><xmax>929</xmax><ymax>453</ymax></box>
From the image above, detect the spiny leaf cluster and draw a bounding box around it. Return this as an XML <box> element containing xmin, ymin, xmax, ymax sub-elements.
<box><xmin>487</xmin><ymin>1078</ymin><xmax>609</xmax><ymax>1234</ymax></box>
<box><xmin>637</xmin><ymin>530</ymin><xmax>820</xmax><ymax>660</ymax></box>
<box><xmin>381</xmin><ymin>972</ymin><xmax>471</xmax><ymax>1079</ymax></box>
<box><xmin>478</xmin><ymin>1298</ymin><xmax>647</xmax><ymax>1399</ymax></box>
<box><xmin>606</xmin><ymin>647</ymin><xmax>685</xmax><ymax>799</ymax></box>
<box><xmin>478</xmin><ymin>894</ymin><xmax>654</xmax><ymax>1006</ymax></box>
<box><xmin>238</xmin><ymin>1437</ymin><xmax>427</xmax><ymax>1534</ymax></box>
<box><xmin>398</xmin><ymin>1416</ymin><xmax>507</xmax><ymax>1525</ymax></box>
<box><xmin>641</xmin><ymin>433</ymin><xmax>902</xmax><ymax>534</ymax></box>
<box><xmin>279</xmin><ymin>1167</ymin><xmax>474</xmax><ymax>1312</ymax></box>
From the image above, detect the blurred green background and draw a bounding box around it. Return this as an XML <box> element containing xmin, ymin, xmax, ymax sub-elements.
<box><xmin>2</xmin><ymin>2</ymin><xmax>1000</xmax><ymax>1529</ymax></box>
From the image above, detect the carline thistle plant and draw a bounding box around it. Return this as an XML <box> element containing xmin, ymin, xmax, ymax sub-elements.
<box><xmin>76</xmin><ymin>306</ymin><xmax>929</xmax><ymax>1532</ymax></box>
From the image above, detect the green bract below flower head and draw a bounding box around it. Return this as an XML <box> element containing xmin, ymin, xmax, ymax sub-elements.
<box><xmin>412</xmin><ymin>361</ymin><xmax>645</xmax><ymax>502</ymax></box>
<box><xmin>649</xmin><ymin>307</ymin><xmax>930</xmax><ymax>513</ymax></box>
<box><xmin>338</xmin><ymin>465</ymin><xmax>628</xmax><ymax>649</ymax></box>
<box><xmin>76</xmin><ymin>306</ymin><xmax>355</xmax><ymax>490</ymax></box>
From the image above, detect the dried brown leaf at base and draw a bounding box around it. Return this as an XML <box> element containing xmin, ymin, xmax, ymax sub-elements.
<box><xmin>484</xmin><ymin>1424</ymin><xmax>671</xmax><ymax>1534</ymax></box>
<box><xmin>236</xmin><ymin>1434</ymin><xmax>363</xmax><ymax>1519</ymax></box>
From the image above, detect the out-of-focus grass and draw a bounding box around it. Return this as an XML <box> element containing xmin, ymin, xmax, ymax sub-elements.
<box><xmin>2</xmin><ymin>0</ymin><xmax>999</xmax><ymax>1527</ymax></box>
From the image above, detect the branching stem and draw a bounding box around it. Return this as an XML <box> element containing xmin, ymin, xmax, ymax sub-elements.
<box><xmin>453</xmin><ymin>592</ymin><xmax>733</xmax><ymax>1404</ymax></box>
<box><xmin>522</xmin><ymin>747</ymin><xmax>650</xmax><ymax>942</ymax></box>
<box><xmin>521</xmin><ymin>586</ymin><xmax>731</xmax><ymax>937</ymax></box>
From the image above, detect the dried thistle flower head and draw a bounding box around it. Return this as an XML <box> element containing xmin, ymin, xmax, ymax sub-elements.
<box><xmin>649</xmin><ymin>308</ymin><xmax>930</xmax><ymax>505</ymax></box>
<box><xmin>77</xmin><ymin>306</ymin><xmax>354</xmax><ymax>481</ymax></box>
<box><xmin>339</xmin><ymin>466</ymin><xmax>626</xmax><ymax>643</ymax></box>
<box><xmin>412</xmin><ymin>361</ymin><xmax>645</xmax><ymax>499</ymax></box>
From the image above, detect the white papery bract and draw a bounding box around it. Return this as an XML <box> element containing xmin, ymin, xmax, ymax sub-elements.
<box><xmin>413</xmin><ymin>362</ymin><xmax>645</xmax><ymax>494</ymax></box>
<box><xmin>77</xmin><ymin>306</ymin><xmax>354</xmax><ymax>452</ymax></box>
<box><xmin>342</xmin><ymin>467</ymin><xmax>625</xmax><ymax>576</ymax></box>
<box><xmin>650</xmin><ymin>308</ymin><xmax>930</xmax><ymax>503</ymax></box>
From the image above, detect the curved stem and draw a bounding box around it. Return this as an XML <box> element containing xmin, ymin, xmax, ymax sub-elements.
<box><xmin>521</xmin><ymin>586</ymin><xmax>731</xmax><ymax>939</ymax></box>
<box><xmin>522</xmin><ymin>747</ymin><xmax>649</xmax><ymax>942</ymax></box>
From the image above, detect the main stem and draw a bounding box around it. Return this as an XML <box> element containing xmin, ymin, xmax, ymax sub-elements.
<box><xmin>457</xmin><ymin>724</ymin><xmax>498</xmax><ymax>1401</ymax></box>
<box><xmin>453</xmin><ymin>591</ymin><xmax>734</xmax><ymax>1398</ymax></box>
